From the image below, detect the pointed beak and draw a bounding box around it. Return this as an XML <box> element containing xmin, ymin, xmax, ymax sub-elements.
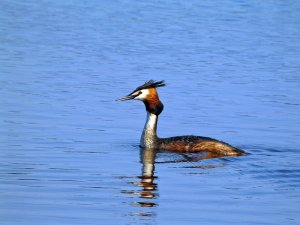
<box><xmin>116</xmin><ymin>94</ymin><xmax>136</xmax><ymax>101</ymax></box>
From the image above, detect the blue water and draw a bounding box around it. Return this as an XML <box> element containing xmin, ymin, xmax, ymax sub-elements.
<box><xmin>1</xmin><ymin>1</ymin><xmax>300</xmax><ymax>224</ymax></box>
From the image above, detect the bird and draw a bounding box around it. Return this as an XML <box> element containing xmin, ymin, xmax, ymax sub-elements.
<box><xmin>117</xmin><ymin>80</ymin><xmax>245</xmax><ymax>156</ymax></box>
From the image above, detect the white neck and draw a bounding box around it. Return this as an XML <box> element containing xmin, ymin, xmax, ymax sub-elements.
<box><xmin>140</xmin><ymin>113</ymin><xmax>158</xmax><ymax>148</ymax></box>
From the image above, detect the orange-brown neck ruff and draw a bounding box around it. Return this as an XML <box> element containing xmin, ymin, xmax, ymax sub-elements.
<box><xmin>143</xmin><ymin>88</ymin><xmax>164</xmax><ymax>115</ymax></box>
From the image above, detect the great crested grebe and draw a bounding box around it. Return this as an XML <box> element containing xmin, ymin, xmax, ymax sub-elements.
<box><xmin>117</xmin><ymin>80</ymin><xmax>245</xmax><ymax>156</ymax></box>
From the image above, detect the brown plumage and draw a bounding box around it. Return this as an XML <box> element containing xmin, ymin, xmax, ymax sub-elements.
<box><xmin>158</xmin><ymin>136</ymin><xmax>244</xmax><ymax>156</ymax></box>
<box><xmin>143</xmin><ymin>88</ymin><xmax>164</xmax><ymax>116</ymax></box>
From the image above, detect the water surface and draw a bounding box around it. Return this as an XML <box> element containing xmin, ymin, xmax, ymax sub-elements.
<box><xmin>1</xmin><ymin>1</ymin><xmax>300</xmax><ymax>225</ymax></box>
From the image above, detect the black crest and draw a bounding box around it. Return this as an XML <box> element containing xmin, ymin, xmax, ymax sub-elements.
<box><xmin>134</xmin><ymin>80</ymin><xmax>166</xmax><ymax>92</ymax></box>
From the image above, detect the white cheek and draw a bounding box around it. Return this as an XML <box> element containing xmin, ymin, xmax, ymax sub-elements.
<box><xmin>135</xmin><ymin>90</ymin><xmax>149</xmax><ymax>100</ymax></box>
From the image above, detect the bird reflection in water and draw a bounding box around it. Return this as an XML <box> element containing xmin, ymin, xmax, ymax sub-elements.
<box><xmin>135</xmin><ymin>147</ymin><xmax>158</xmax><ymax>207</ymax></box>
<box><xmin>121</xmin><ymin>147</ymin><xmax>232</xmax><ymax>221</ymax></box>
<box><xmin>120</xmin><ymin>147</ymin><xmax>158</xmax><ymax>221</ymax></box>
